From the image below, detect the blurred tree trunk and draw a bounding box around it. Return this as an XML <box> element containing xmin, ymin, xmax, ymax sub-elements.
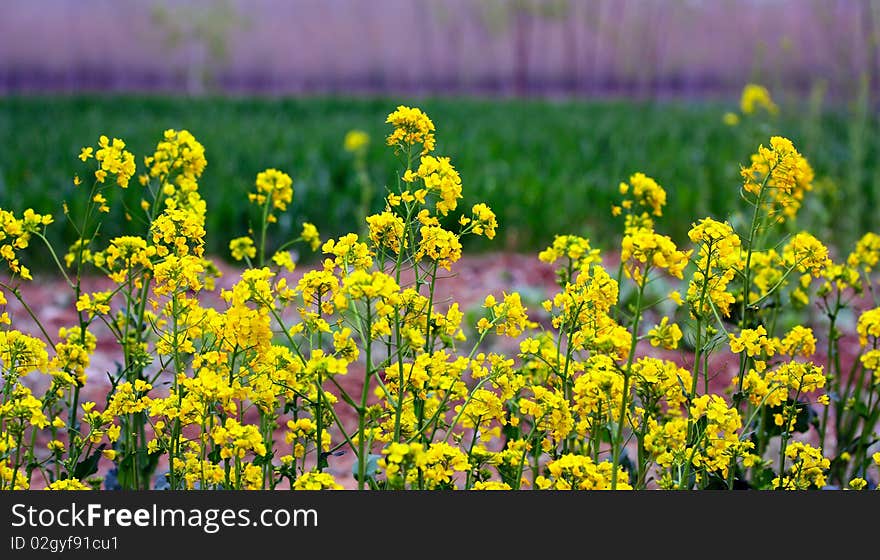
<box><xmin>606</xmin><ymin>0</ymin><xmax>626</xmax><ymax>93</ymax></box>
<box><xmin>513</xmin><ymin>5</ymin><xmax>532</xmax><ymax>95</ymax></box>
<box><xmin>639</xmin><ymin>1</ymin><xmax>661</xmax><ymax>98</ymax></box>
<box><xmin>587</xmin><ymin>0</ymin><xmax>604</xmax><ymax>95</ymax></box>
<box><xmin>417</xmin><ymin>1</ymin><xmax>435</xmax><ymax>93</ymax></box>
<box><xmin>562</xmin><ymin>1</ymin><xmax>578</xmax><ymax>93</ymax></box>
<box><xmin>861</xmin><ymin>0</ymin><xmax>879</xmax><ymax>101</ymax></box>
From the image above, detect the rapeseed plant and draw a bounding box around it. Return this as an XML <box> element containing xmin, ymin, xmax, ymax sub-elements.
<box><xmin>1</xmin><ymin>104</ymin><xmax>879</xmax><ymax>492</ymax></box>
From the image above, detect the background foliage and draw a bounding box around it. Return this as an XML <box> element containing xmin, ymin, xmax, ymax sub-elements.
<box><xmin>2</xmin><ymin>92</ymin><xmax>878</xmax><ymax>267</ymax></box>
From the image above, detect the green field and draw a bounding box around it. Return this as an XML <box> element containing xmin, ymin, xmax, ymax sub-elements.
<box><xmin>1</xmin><ymin>94</ymin><xmax>877</xmax><ymax>266</ymax></box>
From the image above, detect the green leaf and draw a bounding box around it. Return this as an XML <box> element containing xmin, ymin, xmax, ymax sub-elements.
<box><xmin>597</xmin><ymin>425</ymin><xmax>614</xmax><ymax>444</ymax></box>
<box><xmin>764</xmin><ymin>398</ymin><xmax>815</xmax><ymax>436</ymax></box>
<box><xmin>852</xmin><ymin>400</ymin><xmax>870</xmax><ymax>420</ymax></box>
<box><xmin>252</xmin><ymin>450</ymin><xmax>275</xmax><ymax>467</ymax></box>
<box><xmin>501</xmin><ymin>421</ymin><xmax>521</xmax><ymax>442</ymax></box>
<box><xmin>73</xmin><ymin>444</ymin><xmax>105</xmax><ymax>480</ymax></box>
<box><xmin>497</xmin><ymin>463</ymin><xmax>522</xmax><ymax>489</ymax></box>
<box><xmin>137</xmin><ymin>448</ymin><xmax>161</xmax><ymax>480</ymax></box>
<box><xmin>750</xmin><ymin>465</ymin><xmax>776</xmax><ymax>490</ymax></box>
<box><xmin>208</xmin><ymin>446</ymin><xmax>222</xmax><ymax>463</ymax></box>
<box><xmin>617</xmin><ymin>452</ymin><xmax>636</xmax><ymax>486</ymax></box>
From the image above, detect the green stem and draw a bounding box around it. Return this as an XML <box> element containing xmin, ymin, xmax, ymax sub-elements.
<box><xmin>690</xmin><ymin>244</ymin><xmax>714</xmax><ymax>399</ymax></box>
<box><xmin>391</xmin><ymin>203</ymin><xmax>417</xmax><ymax>442</ymax></box>
<box><xmin>11</xmin><ymin>429</ymin><xmax>25</xmax><ymax>489</ymax></box>
<box><xmin>357</xmin><ymin>305</ymin><xmax>373</xmax><ymax>490</ymax></box>
<box><xmin>2</xmin><ymin>283</ymin><xmax>55</xmax><ymax>346</ymax></box>
<box><xmin>819</xmin><ymin>300</ymin><xmax>839</xmax><ymax>452</ymax></box>
<box><xmin>611</xmin><ymin>274</ymin><xmax>647</xmax><ymax>489</ymax></box>
<box><xmin>35</xmin><ymin>233</ymin><xmax>75</xmax><ymax>289</ymax></box>
<box><xmin>776</xmin><ymin>388</ymin><xmax>803</xmax><ymax>490</ymax></box>
<box><xmin>735</xmin><ymin>175</ymin><xmax>772</xmax><ymax>403</ymax></box>
<box><xmin>258</xmin><ymin>197</ymin><xmax>271</xmax><ymax>268</ymax></box>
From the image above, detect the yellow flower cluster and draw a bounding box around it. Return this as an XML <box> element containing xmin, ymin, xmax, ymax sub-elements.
<box><xmin>366</xmin><ymin>211</ymin><xmax>406</xmax><ymax>253</ymax></box>
<box><xmin>461</xmin><ymin>203</ymin><xmax>498</xmax><ymax>240</ymax></box>
<box><xmin>0</xmin><ymin>208</ymin><xmax>53</xmax><ymax>280</ymax></box>
<box><xmin>621</xmin><ymin>227</ymin><xmax>692</xmax><ymax>283</ymax></box>
<box><xmin>772</xmin><ymin>442</ymin><xmax>830</xmax><ymax>489</ymax></box>
<box><xmin>479</xmin><ymin>292</ymin><xmax>534</xmax><ymax>338</ymax></box>
<box><xmin>687</xmin><ymin>394</ymin><xmax>751</xmax><ymax>478</ymax></box>
<box><xmin>323</xmin><ymin>233</ymin><xmax>373</xmax><ymax>272</ymax></box>
<box><xmin>229</xmin><ymin>236</ymin><xmax>256</xmax><ymax>261</ymax></box>
<box><xmin>404</xmin><ymin>155</ymin><xmax>463</xmax><ymax>216</ymax></box>
<box><xmin>212</xmin><ymin>418</ymin><xmax>267</xmax><ymax>460</ymax></box>
<box><xmin>857</xmin><ymin>307</ymin><xmax>880</xmax><ymax>347</ymax></box>
<box><xmin>687</xmin><ymin>217</ymin><xmax>740</xmax><ymax>317</ymax></box>
<box><xmin>647</xmin><ymin>317</ymin><xmax>683</xmax><ymax>350</ymax></box>
<box><xmin>617</xmin><ymin>172</ymin><xmax>667</xmax><ymax>218</ymax></box>
<box><xmin>783</xmin><ymin>232</ymin><xmax>830</xmax><ymax>276</ymax></box>
<box><xmin>301</xmin><ymin>222</ymin><xmax>321</xmax><ymax>251</ymax></box>
<box><xmin>631</xmin><ymin>357</ymin><xmax>691</xmax><ymax>413</ymax></box>
<box><xmin>293</xmin><ymin>471</ymin><xmax>343</xmax><ymax>490</ymax></box>
<box><xmin>385</xmin><ymin>105</ymin><xmax>436</xmax><ymax>154</ymax></box>
<box><xmin>519</xmin><ymin>385</ymin><xmax>574</xmax><ymax>447</ymax></box>
<box><xmin>83</xmin><ymin>135</ymin><xmax>136</xmax><ymax>188</ymax></box>
<box><xmin>572</xmin><ymin>354</ymin><xmax>625</xmax><ymax>436</ymax></box>
<box><xmin>51</xmin><ymin>327</ymin><xmax>97</xmax><ymax>386</ymax></box>
<box><xmin>144</xmin><ymin>129</ymin><xmax>207</xmax><ymax>198</ymax></box>
<box><xmin>729</xmin><ymin>325</ymin><xmax>776</xmax><ymax>357</ymax></box>
<box><xmin>742</xmin><ymin>361</ymin><xmax>825</xmax><ymax>409</ymax></box>
<box><xmin>416</xmin><ymin>225</ymin><xmax>462</xmax><ymax>270</ymax></box>
<box><xmin>378</xmin><ymin>441</ymin><xmax>470</xmax><ymax>489</ymax></box>
<box><xmin>536</xmin><ymin>454</ymin><xmax>632</xmax><ymax>490</ymax></box>
<box><xmin>250</xmin><ymin>168</ymin><xmax>294</xmax><ymax>223</ymax></box>
<box><xmin>46</xmin><ymin>478</ymin><xmax>92</xmax><ymax>490</ymax></box>
<box><xmin>1</xmin><ymin>385</ymin><xmax>49</xmax><ymax>431</ymax></box>
<box><xmin>847</xmin><ymin>232</ymin><xmax>880</xmax><ymax>272</ymax></box>
<box><xmin>740</xmin><ymin>83</ymin><xmax>779</xmax><ymax>115</ymax></box>
<box><xmin>538</xmin><ymin>234</ymin><xmax>602</xmax><ymax>283</ymax></box>
<box><xmin>741</xmin><ymin>136</ymin><xmax>814</xmax><ymax>222</ymax></box>
<box><xmin>343</xmin><ymin>129</ymin><xmax>370</xmax><ymax>153</ymax></box>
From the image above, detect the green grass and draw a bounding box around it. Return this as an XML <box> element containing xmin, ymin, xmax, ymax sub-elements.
<box><xmin>1</xmin><ymin>94</ymin><xmax>877</xmax><ymax>268</ymax></box>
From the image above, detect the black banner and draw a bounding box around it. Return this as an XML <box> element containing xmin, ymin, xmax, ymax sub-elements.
<box><xmin>0</xmin><ymin>490</ymin><xmax>864</xmax><ymax>557</ymax></box>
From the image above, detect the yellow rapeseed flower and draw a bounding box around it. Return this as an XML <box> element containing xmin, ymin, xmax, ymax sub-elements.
<box><xmin>385</xmin><ymin>105</ymin><xmax>436</xmax><ymax>154</ymax></box>
<box><xmin>740</xmin><ymin>83</ymin><xmax>778</xmax><ymax>115</ymax></box>
<box><xmin>229</xmin><ymin>236</ymin><xmax>256</xmax><ymax>261</ymax></box>
<box><xmin>343</xmin><ymin>129</ymin><xmax>370</xmax><ymax>153</ymax></box>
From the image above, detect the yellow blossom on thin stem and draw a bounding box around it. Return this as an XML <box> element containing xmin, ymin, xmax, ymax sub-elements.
<box><xmin>293</xmin><ymin>471</ymin><xmax>343</xmax><ymax>490</ymax></box>
<box><xmin>250</xmin><ymin>168</ymin><xmax>293</xmax><ymax>213</ymax></box>
<box><xmin>536</xmin><ymin>454</ymin><xmax>632</xmax><ymax>490</ymax></box>
<box><xmin>301</xmin><ymin>222</ymin><xmax>321</xmax><ymax>251</ymax></box>
<box><xmin>621</xmin><ymin>226</ymin><xmax>692</xmax><ymax>284</ymax></box>
<box><xmin>416</xmin><ymin>226</ymin><xmax>462</xmax><ymax>270</ymax></box>
<box><xmin>462</xmin><ymin>203</ymin><xmax>498</xmax><ymax>240</ymax></box>
<box><xmin>229</xmin><ymin>236</ymin><xmax>256</xmax><ymax>261</ymax></box>
<box><xmin>91</xmin><ymin>135</ymin><xmax>137</xmax><ymax>188</ymax></box>
<box><xmin>343</xmin><ymin>129</ymin><xmax>370</xmax><ymax>153</ymax></box>
<box><xmin>847</xmin><ymin>232</ymin><xmax>880</xmax><ymax>272</ymax></box>
<box><xmin>618</xmin><ymin>172</ymin><xmax>667</xmax><ymax>217</ymax></box>
<box><xmin>740</xmin><ymin>136</ymin><xmax>813</xmax><ymax>223</ymax></box>
<box><xmin>740</xmin><ymin>83</ymin><xmax>778</xmax><ymax>115</ymax></box>
<box><xmin>857</xmin><ymin>307</ymin><xmax>880</xmax><ymax>347</ymax></box>
<box><xmin>648</xmin><ymin>317</ymin><xmax>682</xmax><ymax>350</ymax></box>
<box><xmin>386</xmin><ymin>105</ymin><xmax>436</xmax><ymax>154</ymax></box>
<box><xmin>366</xmin><ymin>211</ymin><xmax>406</xmax><ymax>254</ymax></box>
<box><xmin>404</xmin><ymin>155</ymin><xmax>463</xmax><ymax>215</ymax></box>
<box><xmin>772</xmin><ymin>442</ymin><xmax>830</xmax><ymax>490</ymax></box>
